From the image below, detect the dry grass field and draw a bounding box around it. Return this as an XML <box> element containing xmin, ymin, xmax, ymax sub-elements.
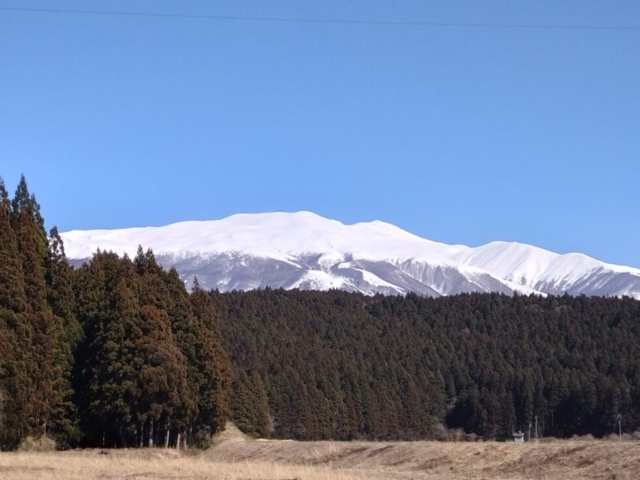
<box><xmin>2</xmin><ymin>425</ymin><xmax>640</xmax><ymax>480</ymax></box>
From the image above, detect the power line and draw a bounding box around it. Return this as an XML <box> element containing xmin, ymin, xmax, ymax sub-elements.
<box><xmin>1</xmin><ymin>6</ymin><xmax>639</xmax><ymax>31</ymax></box>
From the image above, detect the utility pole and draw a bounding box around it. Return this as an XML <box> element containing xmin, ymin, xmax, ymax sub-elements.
<box><xmin>616</xmin><ymin>414</ymin><xmax>623</xmax><ymax>442</ymax></box>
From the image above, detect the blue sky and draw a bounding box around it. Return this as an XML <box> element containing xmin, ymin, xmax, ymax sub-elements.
<box><xmin>1</xmin><ymin>1</ymin><xmax>639</xmax><ymax>267</ymax></box>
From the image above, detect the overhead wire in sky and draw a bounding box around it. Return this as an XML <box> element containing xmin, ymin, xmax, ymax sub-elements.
<box><xmin>1</xmin><ymin>5</ymin><xmax>639</xmax><ymax>31</ymax></box>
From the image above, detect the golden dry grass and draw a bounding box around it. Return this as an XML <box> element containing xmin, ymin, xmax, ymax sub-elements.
<box><xmin>0</xmin><ymin>450</ymin><xmax>362</xmax><ymax>480</ymax></box>
<box><xmin>2</xmin><ymin>425</ymin><xmax>640</xmax><ymax>480</ymax></box>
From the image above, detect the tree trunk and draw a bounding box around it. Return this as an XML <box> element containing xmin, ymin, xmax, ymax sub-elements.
<box><xmin>176</xmin><ymin>432</ymin><xmax>181</xmax><ymax>450</ymax></box>
<box><xmin>183</xmin><ymin>430</ymin><xmax>188</xmax><ymax>449</ymax></box>
<box><xmin>149</xmin><ymin>417</ymin><xmax>154</xmax><ymax>448</ymax></box>
<box><xmin>165</xmin><ymin>426</ymin><xmax>170</xmax><ymax>449</ymax></box>
<box><xmin>139</xmin><ymin>422</ymin><xmax>144</xmax><ymax>448</ymax></box>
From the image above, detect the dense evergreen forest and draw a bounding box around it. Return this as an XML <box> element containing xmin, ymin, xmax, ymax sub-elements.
<box><xmin>216</xmin><ymin>289</ymin><xmax>640</xmax><ymax>440</ymax></box>
<box><xmin>2</xmin><ymin>175</ymin><xmax>640</xmax><ymax>450</ymax></box>
<box><xmin>0</xmin><ymin>176</ymin><xmax>230</xmax><ymax>450</ymax></box>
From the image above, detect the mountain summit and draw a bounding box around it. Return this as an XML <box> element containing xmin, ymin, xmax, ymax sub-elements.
<box><xmin>61</xmin><ymin>212</ymin><xmax>640</xmax><ymax>299</ymax></box>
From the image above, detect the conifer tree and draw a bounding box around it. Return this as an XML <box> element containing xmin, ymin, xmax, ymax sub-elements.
<box><xmin>135</xmin><ymin>247</ymin><xmax>172</xmax><ymax>310</ymax></box>
<box><xmin>79</xmin><ymin>257</ymin><xmax>140</xmax><ymax>447</ymax></box>
<box><xmin>11</xmin><ymin>175</ymin><xmax>49</xmax><ymax>269</ymax></box>
<box><xmin>13</xmin><ymin>207</ymin><xmax>61</xmax><ymax>435</ymax></box>
<box><xmin>134</xmin><ymin>250</ymin><xmax>191</xmax><ymax>446</ymax></box>
<box><xmin>46</xmin><ymin>226</ymin><xmax>83</xmax><ymax>444</ymax></box>
<box><xmin>47</xmin><ymin>227</ymin><xmax>83</xmax><ymax>349</ymax></box>
<box><xmin>134</xmin><ymin>305</ymin><xmax>187</xmax><ymax>447</ymax></box>
<box><xmin>0</xmin><ymin>178</ymin><xmax>33</xmax><ymax>448</ymax></box>
<box><xmin>189</xmin><ymin>280</ymin><xmax>232</xmax><ymax>437</ymax></box>
<box><xmin>0</xmin><ymin>178</ymin><xmax>27</xmax><ymax>314</ymax></box>
<box><xmin>162</xmin><ymin>268</ymin><xmax>198</xmax><ymax>442</ymax></box>
<box><xmin>229</xmin><ymin>370</ymin><xmax>258</xmax><ymax>435</ymax></box>
<box><xmin>249</xmin><ymin>371</ymin><xmax>270</xmax><ymax>438</ymax></box>
<box><xmin>5</xmin><ymin>176</ymin><xmax>71</xmax><ymax>441</ymax></box>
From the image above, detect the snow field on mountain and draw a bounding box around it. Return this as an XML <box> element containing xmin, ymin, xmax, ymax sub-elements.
<box><xmin>61</xmin><ymin>211</ymin><xmax>640</xmax><ymax>299</ymax></box>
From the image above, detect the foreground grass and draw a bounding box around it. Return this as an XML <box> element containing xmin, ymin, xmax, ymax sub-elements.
<box><xmin>2</xmin><ymin>427</ymin><xmax>640</xmax><ymax>480</ymax></box>
<box><xmin>0</xmin><ymin>450</ymin><xmax>364</xmax><ymax>480</ymax></box>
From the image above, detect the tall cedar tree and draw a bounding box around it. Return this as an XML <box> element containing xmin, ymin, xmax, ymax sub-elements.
<box><xmin>10</xmin><ymin>177</ymin><xmax>72</xmax><ymax>443</ymax></box>
<box><xmin>45</xmin><ymin>226</ymin><xmax>83</xmax><ymax>444</ymax></box>
<box><xmin>162</xmin><ymin>269</ymin><xmax>199</xmax><ymax>439</ymax></box>
<box><xmin>189</xmin><ymin>280</ymin><xmax>232</xmax><ymax>437</ymax></box>
<box><xmin>13</xmin><ymin>206</ymin><xmax>62</xmax><ymax>435</ymax></box>
<box><xmin>0</xmin><ymin>178</ymin><xmax>34</xmax><ymax>448</ymax></box>
<box><xmin>11</xmin><ymin>175</ymin><xmax>49</xmax><ymax>278</ymax></box>
<box><xmin>77</xmin><ymin>254</ymin><xmax>140</xmax><ymax>447</ymax></box>
<box><xmin>135</xmin><ymin>304</ymin><xmax>187</xmax><ymax>447</ymax></box>
<box><xmin>76</xmin><ymin>250</ymin><xmax>191</xmax><ymax>448</ymax></box>
<box><xmin>135</xmin><ymin>244</ymin><xmax>188</xmax><ymax>447</ymax></box>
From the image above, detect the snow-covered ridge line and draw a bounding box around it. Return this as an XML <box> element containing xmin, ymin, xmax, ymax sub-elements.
<box><xmin>61</xmin><ymin>211</ymin><xmax>640</xmax><ymax>299</ymax></box>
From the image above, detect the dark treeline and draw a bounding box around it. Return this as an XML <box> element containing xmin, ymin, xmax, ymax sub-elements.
<box><xmin>0</xmin><ymin>176</ymin><xmax>230</xmax><ymax>450</ymax></box>
<box><xmin>215</xmin><ymin>289</ymin><xmax>640</xmax><ymax>441</ymax></box>
<box><xmin>2</xmin><ymin>175</ymin><xmax>640</xmax><ymax>449</ymax></box>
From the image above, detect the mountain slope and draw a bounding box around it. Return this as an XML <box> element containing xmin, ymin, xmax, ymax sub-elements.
<box><xmin>61</xmin><ymin>212</ymin><xmax>640</xmax><ymax>299</ymax></box>
<box><xmin>453</xmin><ymin>241</ymin><xmax>640</xmax><ymax>298</ymax></box>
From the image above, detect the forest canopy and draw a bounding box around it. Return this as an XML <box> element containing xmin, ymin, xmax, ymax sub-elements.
<box><xmin>217</xmin><ymin>288</ymin><xmax>640</xmax><ymax>440</ymax></box>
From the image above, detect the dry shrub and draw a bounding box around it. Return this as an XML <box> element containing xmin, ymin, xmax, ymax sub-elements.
<box><xmin>431</xmin><ymin>423</ymin><xmax>449</xmax><ymax>441</ymax></box>
<box><xmin>432</xmin><ymin>424</ymin><xmax>481</xmax><ymax>442</ymax></box>
<box><xmin>191</xmin><ymin>429</ymin><xmax>214</xmax><ymax>449</ymax></box>
<box><xmin>465</xmin><ymin>432</ymin><xmax>481</xmax><ymax>442</ymax></box>
<box><xmin>570</xmin><ymin>434</ymin><xmax>595</xmax><ymax>442</ymax></box>
<box><xmin>601</xmin><ymin>432</ymin><xmax>634</xmax><ymax>442</ymax></box>
<box><xmin>604</xmin><ymin>433</ymin><xmax>624</xmax><ymax>442</ymax></box>
<box><xmin>17</xmin><ymin>435</ymin><xmax>57</xmax><ymax>452</ymax></box>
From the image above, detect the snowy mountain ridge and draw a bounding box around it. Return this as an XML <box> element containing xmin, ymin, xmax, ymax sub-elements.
<box><xmin>61</xmin><ymin>211</ymin><xmax>640</xmax><ymax>299</ymax></box>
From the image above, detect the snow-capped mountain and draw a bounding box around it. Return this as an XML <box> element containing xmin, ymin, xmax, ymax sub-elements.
<box><xmin>60</xmin><ymin>212</ymin><xmax>640</xmax><ymax>299</ymax></box>
<box><xmin>453</xmin><ymin>242</ymin><xmax>640</xmax><ymax>298</ymax></box>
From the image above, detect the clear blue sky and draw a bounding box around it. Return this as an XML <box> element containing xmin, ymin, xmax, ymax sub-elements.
<box><xmin>1</xmin><ymin>1</ymin><xmax>639</xmax><ymax>267</ymax></box>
